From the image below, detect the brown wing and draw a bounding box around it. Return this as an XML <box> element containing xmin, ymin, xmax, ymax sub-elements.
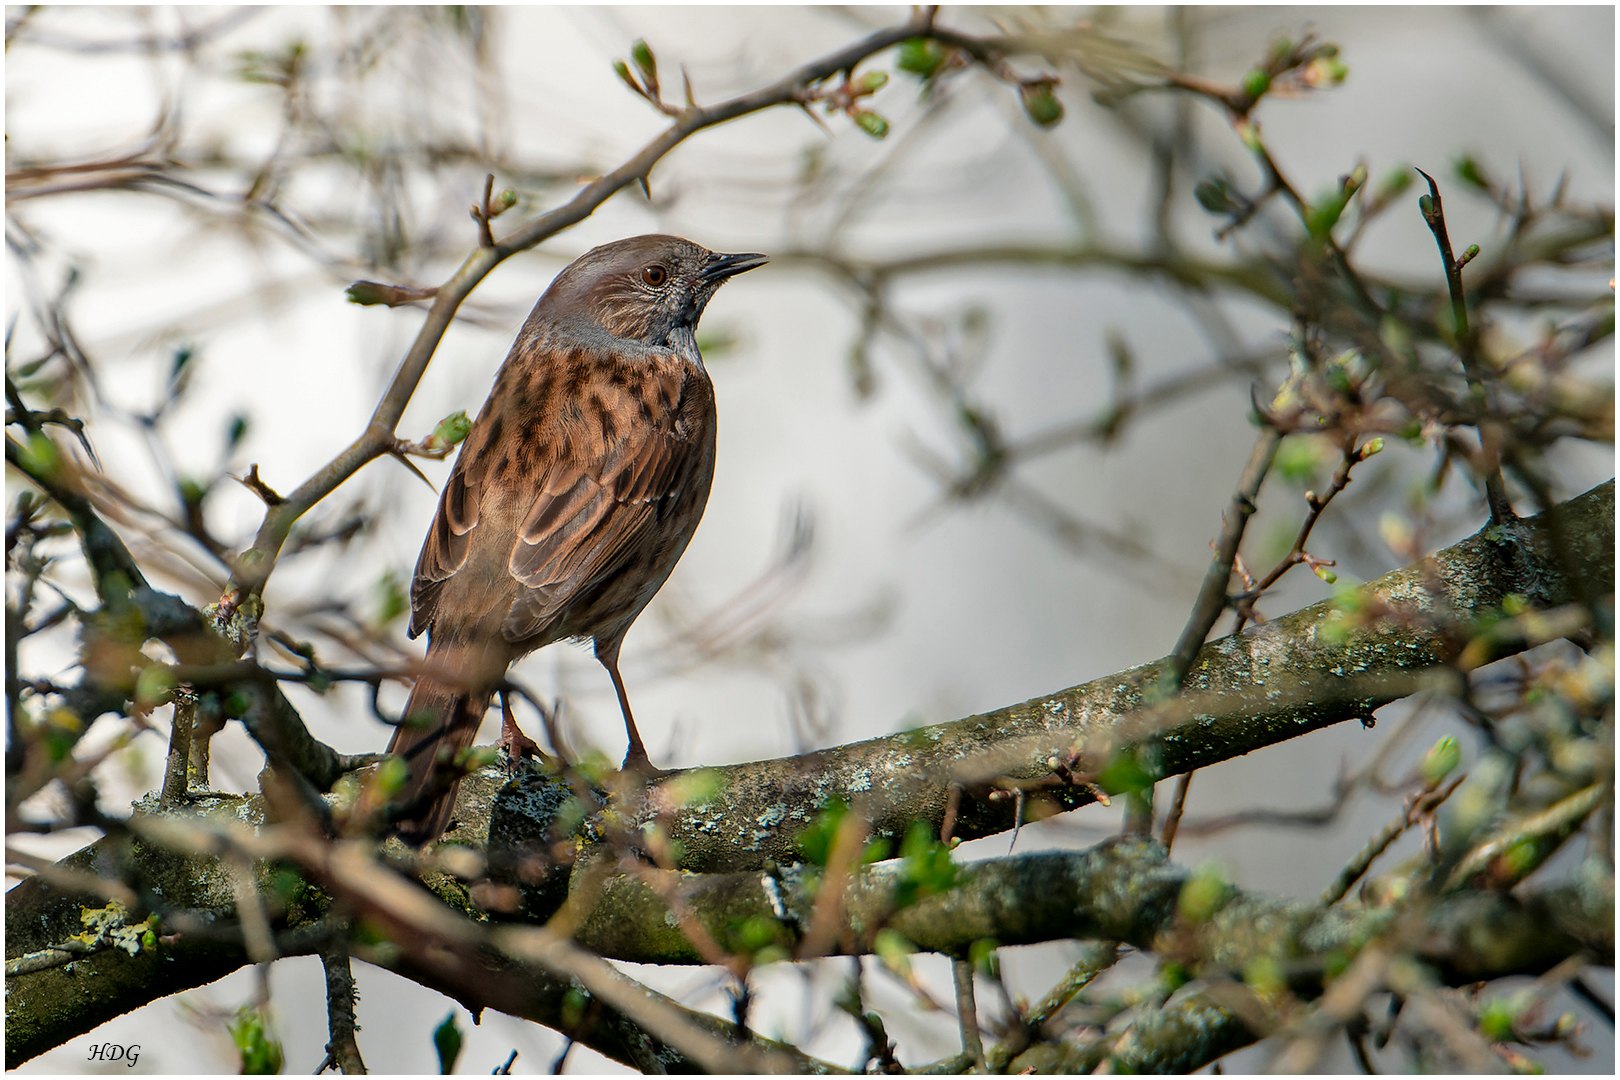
<box><xmin>501</xmin><ymin>367</ymin><xmax>705</xmax><ymax>642</ymax></box>
<box><xmin>409</xmin><ymin>408</ymin><xmax>505</xmax><ymax>640</ymax></box>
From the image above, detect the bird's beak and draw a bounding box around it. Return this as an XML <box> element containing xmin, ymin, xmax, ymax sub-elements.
<box><xmin>701</xmin><ymin>251</ymin><xmax>769</xmax><ymax>281</ymax></box>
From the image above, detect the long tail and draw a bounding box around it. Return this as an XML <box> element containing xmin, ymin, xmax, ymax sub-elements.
<box><xmin>387</xmin><ymin>644</ymin><xmax>492</xmax><ymax>844</ymax></box>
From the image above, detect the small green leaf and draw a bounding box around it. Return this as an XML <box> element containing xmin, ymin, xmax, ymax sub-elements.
<box><xmin>1276</xmin><ymin>435</ymin><xmax>1329</xmax><ymax>485</ymax></box>
<box><xmin>611</xmin><ymin>58</ymin><xmax>641</xmax><ymax>96</ymax></box>
<box><xmin>1375</xmin><ymin>166</ymin><xmax>1413</xmax><ymax>201</ymax></box>
<box><xmin>1241</xmin><ymin>68</ymin><xmax>1271</xmax><ymax>98</ymax></box>
<box><xmin>1243</xmin><ymin>954</ymin><xmax>1286</xmax><ymax>998</ymax></box>
<box><xmin>1358</xmin><ymin>437</ymin><xmax>1385</xmax><ymax>460</ymax></box>
<box><xmin>1195</xmin><ymin>177</ymin><xmax>1241</xmax><ymax>215</ymax></box>
<box><xmin>561</xmin><ymin>987</ymin><xmax>588</xmax><ymax>1030</ymax></box>
<box><xmin>1479</xmin><ymin>998</ymin><xmax>1515</xmax><ymax>1042</ymax></box>
<box><xmin>1305</xmin><ymin>190</ymin><xmax>1348</xmax><ymax>239</ymax></box>
<box><xmin>226</xmin><ymin>413</ymin><xmax>250</xmax><ymax>449</ymax></box>
<box><xmin>894</xmin><ymin>820</ymin><xmax>956</xmax><ymax>909</ymax></box>
<box><xmin>1099</xmin><ymin>748</ymin><xmax>1155</xmax><ymax>796</ymax></box>
<box><xmin>433</xmin><ymin>1012</ymin><xmax>463</xmax><ymax>1075</ymax></box>
<box><xmin>345</xmin><ymin>281</ymin><xmax>393</xmax><ymax>306</ymax></box>
<box><xmin>732</xmin><ymin>914</ymin><xmax>783</xmax><ymax>953</ymax></box>
<box><xmin>852</xmin><ymin>110</ymin><xmax>890</xmax><ymax>138</ymax></box>
<box><xmin>372</xmin><ymin>569</ymin><xmax>407</xmax><ymax>627</ymax></box>
<box><xmin>1417</xmin><ymin>192</ymin><xmax>1435</xmax><ymax>218</ymax></box>
<box><xmin>1313</xmin><ymin>57</ymin><xmax>1349</xmax><ymax>85</ymax></box>
<box><xmin>896</xmin><ymin>37</ymin><xmax>948</xmax><ymax>79</ymax></box>
<box><xmin>179</xmin><ymin>477</ymin><xmax>209</xmax><ymax>507</ymax></box>
<box><xmin>854</xmin><ymin>70</ymin><xmax>889</xmax><ymax>93</ymax></box>
<box><xmin>630</xmin><ymin>39</ymin><xmax>657</xmax><ymax>87</ymax></box>
<box><xmin>873</xmin><ymin>928</ymin><xmax>916</xmax><ymax>979</ymax></box>
<box><xmin>169</xmin><ymin>346</ymin><xmax>195</xmax><ymax>386</ymax></box>
<box><xmin>1177</xmin><ymin>863</ymin><xmax>1233</xmax><ymax>923</ymax></box>
<box><xmin>1453</xmin><ymin>154</ymin><xmax>1490</xmax><ymax>190</ymax></box>
<box><xmin>16</xmin><ymin>431</ymin><xmax>61</xmax><ymax>481</ymax></box>
<box><xmin>660</xmin><ymin>767</ymin><xmax>725</xmax><ymax>809</ymax></box>
<box><xmin>374</xmin><ymin>754</ymin><xmax>410</xmax><ymax>797</ymax></box>
<box><xmin>426</xmin><ymin>410</ymin><xmax>472</xmax><ymax>453</ymax></box>
<box><xmin>1421</xmin><ymin>735</ymin><xmax>1461</xmax><ymax>786</ymax></box>
<box><xmin>135</xmin><ymin>665</ymin><xmax>177</xmax><ymax>709</ymax></box>
<box><xmin>1019</xmin><ymin>83</ymin><xmax>1063</xmax><ymax>127</ymax></box>
<box><xmin>229</xmin><ymin>1006</ymin><xmax>285</xmax><ymax>1075</ymax></box>
<box><xmin>796</xmin><ymin>798</ymin><xmax>850</xmax><ymax>866</ymax></box>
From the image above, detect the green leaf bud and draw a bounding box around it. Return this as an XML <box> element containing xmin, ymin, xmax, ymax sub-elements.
<box><xmin>1479</xmin><ymin>999</ymin><xmax>1515</xmax><ymax>1043</ymax></box>
<box><xmin>135</xmin><ymin>664</ymin><xmax>177</xmax><ymax>708</ymax></box>
<box><xmin>1358</xmin><ymin>437</ymin><xmax>1385</xmax><ymax>460</ymax></box>
<box><xmin>1019</xmin><ymin>83</ymin><xmax>1064</xmax><ymax>127</ymax></box>
<box><xmin>1312</xmin><ymin>564</ymin><xmax>1338</xmax><ymax>584</ymax></box>
<box><xmin>1241</xmin><ymin>68</ymin><xmax>1271</xmax><ymax>99</ymax></box>
<box><xmin>1243</xmin><ymin>955</ymin><xmax>1287</xmax><ymax>999</ymax></box>
<box><xmin>630</xmin><ymin>39</ymin><xmax>657</xmax><ymax>86</ymax></box>
<box><xmin>873</xmin><ymin>928</ymin><xmax>916</xmax><ymax>979</ymax></box>
<box><xmin>1376</xmin><ymin>166</ymin><xmax>1413</xmax><ymax>199</ymax></box>
<box><xmin>344</xmin><ymin>281</ymin><xmax>393</xmax><ymax>306</ymax></box>
<box><xmin>372</xmin><ymin>755</ymin><xmax>408</xmax><ymax>798</ymax></box>
<box><xmin>1453</xmin><ymin>154</ymin><xmax>1490</xmax><ymax>190</ymax></box>
<box><xmin>854</xmin><ymin>70</ymin><xmax>889</xmax><ymax>93</ymax></box>
<box><xmin>852</xmin><ymin>110</ymin><xmax>890</xmax><ymax>138</ymax></box>
<box><xmin>1421</xmin><ymin>735</ymin><xmax>1461</xmax><ymax>786</ymax></box>
<box><xmin>432</xmin><ymin>1012</ymin><xmax>463</xmax><ymax>1075</ymax></box>
<box><xmin>1177</xmin><ymin>862</ymin><xmax>1232</xmax><ymax>923</ymax></box>
<box><xmin>427</xmin><ymin>410</ymin><xmax>472</xmax><ymax>453</ymax></box>
<box><xmin>897</xmin><ymin>37</ymin><xmax>948</xmax><ymax>79</ymax></box>
<box><xmin>611</xmin><ymin>58</ymin><xmax>639</xmax><ymax>92</ymax></box>
<box><xmin>1195</xmin><ymin>177</ymin><xmax>1240</xmax><ymax>215</ymax></box>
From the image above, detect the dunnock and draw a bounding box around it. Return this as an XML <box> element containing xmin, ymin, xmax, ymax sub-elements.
<box><xmin>388</xmin><ymin>234</ymin><xmax>766</xmax><ymax>842</ymax></box>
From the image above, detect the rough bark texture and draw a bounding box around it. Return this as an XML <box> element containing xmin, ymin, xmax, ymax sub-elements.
<box><xmin>6</xmin><ymin>480</ymin><xmax>1612</xmax><ymax>1069</ymax></box>
<box><xmin>486</xmin><ymin>479</ymin><xmax>1615</xmax><ymax>873</ymax></box>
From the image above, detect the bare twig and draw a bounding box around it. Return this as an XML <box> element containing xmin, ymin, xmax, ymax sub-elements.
<box><xmin>952</xmin><ymin>958</ymin><xmax>987</xmax><ymax>1073</ymax></box>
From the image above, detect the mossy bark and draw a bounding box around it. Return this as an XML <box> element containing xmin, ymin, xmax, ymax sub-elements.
<box><xmin>7</xmin><ymin>481</ymin><xmax>1612</xmax><ymax>1070</ymax></box>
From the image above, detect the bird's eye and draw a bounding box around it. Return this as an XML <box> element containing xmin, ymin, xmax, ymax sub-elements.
<box><xmin>642</xmin><ymin>264</ymin><xmax>668</xmax><ymax>287</ymax></box>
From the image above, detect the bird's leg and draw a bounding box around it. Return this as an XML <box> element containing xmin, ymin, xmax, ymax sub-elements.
<box><xmin>496</xmin><ymin>689</ymin><xmax>542</xmax><ymax>767</ymax></box>
<box><xmin>598</xmin><ymin>646</ymin><xmax>670</xmax><ymax>779</ymax></box>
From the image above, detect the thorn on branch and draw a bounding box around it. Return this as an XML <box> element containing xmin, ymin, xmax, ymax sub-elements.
<box><xmin>233</xmin><ymin>464</ymin><xmax>284</xmax><ymax>506</ymax></box>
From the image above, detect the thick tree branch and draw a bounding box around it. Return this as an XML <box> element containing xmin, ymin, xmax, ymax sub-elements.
<box><xmin>8</xmin><ymin>483</ymin><xmax>1610</xmax><ymax>1068</ymax></box>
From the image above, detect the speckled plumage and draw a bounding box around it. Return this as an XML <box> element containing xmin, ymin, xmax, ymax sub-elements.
<box><xmin>389</xmin><ymin>235</ymin><xmax>765</xmax><ymax>842</ymax></box>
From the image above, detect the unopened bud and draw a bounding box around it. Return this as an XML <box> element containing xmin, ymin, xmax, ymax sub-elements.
<box><xmin>1421</xmin><ymin>735</ymin><xmax>1461</xmax><ymax>785</ymax></box>
<box><xmin>630</xmin><ymin>39</ymin><xmax>657</xmax><ymax>85</ymax></box>
<box><xmin>1019</xmin><ymin>83</ymin><xmax>1064</xmax><ymax>127</ymax></box>
<box><xmin>852</xmin><ymin>110</ymin><xmax>890</xmax><ymax>138</ymax></box>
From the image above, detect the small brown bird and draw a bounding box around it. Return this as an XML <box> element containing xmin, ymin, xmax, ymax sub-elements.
<box><xmin>388</xmin><ymin>234</ymin><xmax>766</xmax><ymax>842</ymax></box>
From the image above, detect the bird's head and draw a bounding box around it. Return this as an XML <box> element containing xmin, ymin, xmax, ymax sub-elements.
<box><xmin>535</xmin><ymin>234</ymin><xmax>767</xmax><ymax>351</ymax></box>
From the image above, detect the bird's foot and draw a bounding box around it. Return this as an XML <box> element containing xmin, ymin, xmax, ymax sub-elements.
<box><xmin>497</xmin><ymin>710</ymin><xmax>543</xmax><ymax>767</ymax></box>
<box><xmin>620</xmin><ymin>750</ymin><xmax>673</xmax><ymax>781</ymax></box>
